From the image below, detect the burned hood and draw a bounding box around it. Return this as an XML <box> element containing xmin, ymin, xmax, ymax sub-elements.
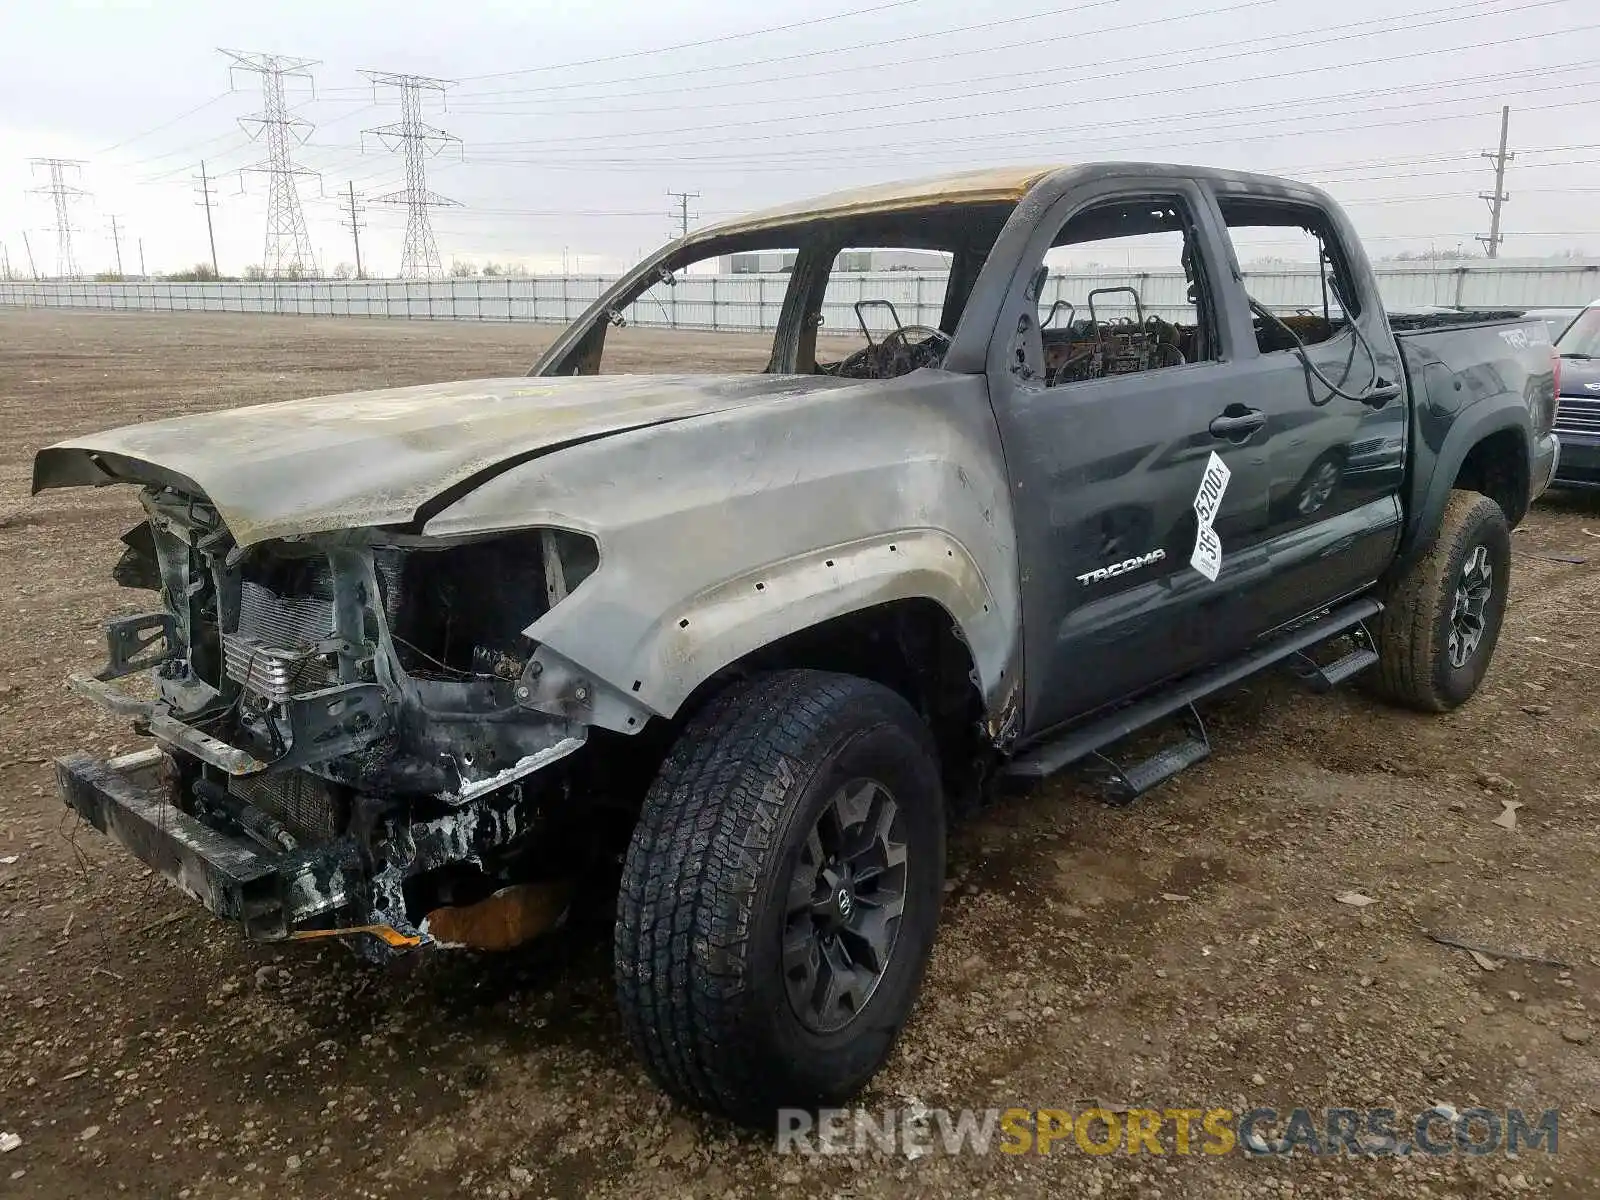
<box><xmin>33</xmin><ymin>373</ymin><xmax>851</xmax><ymax>546</ymax></box>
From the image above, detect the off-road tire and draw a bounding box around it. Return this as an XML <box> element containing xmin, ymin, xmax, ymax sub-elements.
<box><xmin>615</xmin><ymin>670</ymin><xmax>945</xmax><ymax>1126</ymax></box>
<box><xmin>1371</xmin><ymin>490</ymin><xmax>1512</xmax><ymax>711</ymax></box>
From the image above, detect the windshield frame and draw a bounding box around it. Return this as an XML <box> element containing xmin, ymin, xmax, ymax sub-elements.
<box><xmin>526</xmin><ymin>203</ymin><xmax>1020</xmax><ymax>378</ymax></box>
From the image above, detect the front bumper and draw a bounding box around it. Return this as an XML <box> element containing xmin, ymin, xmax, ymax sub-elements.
<box><xmin>1551</xmin><ymin>431</ymin><xmax>1600</xmax><ymax>489</ymax></box>
<box><xmin>57</xmin><ymin>749</ymin><xmax>421</xmax><ymax>956</ymax></box>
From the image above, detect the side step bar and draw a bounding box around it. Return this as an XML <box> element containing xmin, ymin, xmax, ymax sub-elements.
<box><xmin>1088</xmin><ymin>703</ymin><xmax>1211</xmax><ymax>805</ymax></box>
<box><xmin>1006</xmin><ymin>597</ymin><xmax>1382</xmax><ymax>782</ymax></box>
<box><xmin>1287</xmin><ymin>618</ymin><xmax>1379</xmax><ymax>693</ymax></box>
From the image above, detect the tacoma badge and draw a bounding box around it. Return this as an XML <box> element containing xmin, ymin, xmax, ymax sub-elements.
<box><xmin>1076</xmin><ymin>548</ymin><xmax>1166</xmax><ymax>586</ymax></box>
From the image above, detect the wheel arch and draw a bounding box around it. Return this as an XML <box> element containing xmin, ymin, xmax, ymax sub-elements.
<box><xmin>1392</xmin><ymin>403</ymin><xmax>1531</xmax><ymax>581</ymax></box>
<box><xmin>521</xmin><ymin>529</ymin><xmax>1019</xmax><ymax>745</ymax></box>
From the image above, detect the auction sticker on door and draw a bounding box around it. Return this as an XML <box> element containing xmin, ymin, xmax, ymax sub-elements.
<box><xmin>1191</xmin><ymin>451</ymin><xmax>1230</xmax><ymax>581</ymax></box>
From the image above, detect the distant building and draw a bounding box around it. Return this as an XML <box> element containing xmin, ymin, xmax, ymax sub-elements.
<box><xmin>833</xmin><ymin>249</ymin><xmax>951</xmax><ymax>272</ymax></box>
<box><xmin>720</xmin><ymin>251</ymin><xmax>799</xmax><ymax>274</ymax></box>
<box><xmin>718</xmin><ymin>249</ymin><xmax>950</xmax><ymax>274</ymax></box>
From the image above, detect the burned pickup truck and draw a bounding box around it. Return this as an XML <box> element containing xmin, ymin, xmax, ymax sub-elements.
<box><xmin>35</xmin><ymin>163</ymin><xmax>1558</xmax><ymax>1125</ymax></box>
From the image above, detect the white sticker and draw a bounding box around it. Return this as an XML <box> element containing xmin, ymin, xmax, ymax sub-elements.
<box><xmin>1190</xmin><ymin>451</ymin><xmax>1230</xmax><ymax>581</ymax></box>
<box><xmin>1191</xmin><ymin>523</ymin><xmax>1223</xmax><ymax>582</ymax></box>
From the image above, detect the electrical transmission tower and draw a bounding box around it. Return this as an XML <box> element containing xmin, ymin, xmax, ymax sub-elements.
<box><xmin>667</xmin><ymin>189</ymin><xmax>700</xmax><ymax>241</ymax></box>
<box><xmin>361</xmin><ymin>72</ymin><xmax>461</xmax><ymax>279</ymax></box>
<box><xmin>28</xmin><ymin>158</ymin><xmax>88</xmax><ymax>279</ymax></box>
<box><xmin>1477</xmin><ymin>105</ymin><xmax>1513</xmax><ymax>260</ymax></box>
<box><xmin>223</xmin><ymin>50</ymin><xmax>321</xmax><ymax>278</ymax></box>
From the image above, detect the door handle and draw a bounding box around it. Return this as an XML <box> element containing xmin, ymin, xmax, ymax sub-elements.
<box><xmin>1359</xmin><ymin>380</ymin><xmax>1402</xmax><ymax>409</ymax></box>
<box><xmin>1209</xmin><ymin>408</ymin><xmax>1266</xmax><ymax>440</ymax></box>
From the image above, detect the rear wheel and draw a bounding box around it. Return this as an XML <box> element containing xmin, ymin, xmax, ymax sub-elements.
<box><xmin>614</xmin><ymin>670</ymin><xmax>945</xmax><ymax>1126</ymax></box>
<box><xmin>1371</xmin><ymin>490</ymin><xmax>1512</xmax><ymax>711</ymax></box>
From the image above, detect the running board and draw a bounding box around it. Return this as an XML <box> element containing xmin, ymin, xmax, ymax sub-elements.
<box><xmin>1005</xmin><ymin>597</ymin><xmax>1383</xmax><ymax>782</ymax></box>
<box><xmin>1087</xmin><ymin>703</ymin><xmax>1211</xmax><ymax>805</ymax></box>
<box><xmin>1288</xmin><ymin>642</ymin><xmax>1379</xmax><ymax>693</ymax></box>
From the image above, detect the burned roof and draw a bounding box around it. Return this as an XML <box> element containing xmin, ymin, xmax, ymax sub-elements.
<box><xmin>689</xmin><ymin>165</ymin><xmax>1061</xmax><ymax>242</ymax></box>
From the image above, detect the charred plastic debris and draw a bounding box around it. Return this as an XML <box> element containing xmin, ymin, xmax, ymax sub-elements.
<box><xmin>63</xmin><ymin>485</ymin><xmax>628</xmax><ymax>959</ymax></box>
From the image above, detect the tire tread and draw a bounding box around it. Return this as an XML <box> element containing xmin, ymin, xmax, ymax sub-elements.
<box><xmin>614</xmin><ymin>669</ymin><xmax>930</xmax><ymax>1119</ymax></box>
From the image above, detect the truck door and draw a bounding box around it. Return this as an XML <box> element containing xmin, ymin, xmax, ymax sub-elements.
<box><xmin>985</xmin><ymin>180</ymin><xmax>1273</xmax><ymax>737</ymax></box>
<box><xmin>1202</xmin><ymin>192</ymin><xmax>1407</xmax><ymax>628</ymax></box>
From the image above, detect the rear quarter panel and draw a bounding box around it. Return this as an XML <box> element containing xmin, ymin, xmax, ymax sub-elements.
<box><xmin>1393</xmin><ymin>317</ymin><xmax>1555</xmax><ymax>564</ymax></box>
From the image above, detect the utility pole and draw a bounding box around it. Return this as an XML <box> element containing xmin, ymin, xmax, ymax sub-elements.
<box><xmin>28</xmin><ymin>158</ymin><xmax>88</xmax><ymax>278</ymax></box>
<box><xmin>223</xmin><ymin>50</ymin><xmax>321</xmax><ymax>278</ymax></box>
<box><xmin>1</xmin><ymin>241</ymin><xmax>9</xmax><ymax>281</ymax></box>
<box><xmin>1477</xmin><ymin>105</ymin><xmax>1513</xmax><ymax>260</ymax></box>
<box><xmin>108</xmin><ymin>215</ymin><xmax>124</xmax><ymax>276</ymax></box>
<box><xmin>195</xmin><ymin>159</ymin><xmax>220</xmax><ymax>276</ymax></box>
<box><xmin>360</xmin><ymin>71</ymin><xmax>461</xmax><ymax>279</ymax></box>
<box><xmin>138</xmin><ymin>237</ymin><xmax>146</xmax><ymax>277</ymax></box>
<box><xmin>22</xmin><ymin>231</ymin><xmax>38</xmax><ymax>280</ymax></box>
<box><xmin>342</xmin><ymin>181</ymin><xmax>365</xmax><ymax>278</ymax></box>
<box><xmin>667</xmin><ymin>189</ymin><xmax>700</xmax><ymax>240</ymax></box>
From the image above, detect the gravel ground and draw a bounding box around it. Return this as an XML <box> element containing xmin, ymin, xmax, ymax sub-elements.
<box><xmin>1</xmin><ymin>310</ymin><xmax>1598</xmax><ymax>1199</ymax></box>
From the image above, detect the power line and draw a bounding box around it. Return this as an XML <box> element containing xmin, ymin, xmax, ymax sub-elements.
<box><xmin>361</xmin><ymin>71</ymin><xmax>461</xmax><ymax>279</ymax></box>
<box><xmin>462</xmin><ymin>5</ymin><xmax>1588</xmax><ymax>153</ymax></box>
<box><xmin>452</xmin><ymin>0</ymin><xmax>1380</xmax><ymax>110</ymax></box>
<box><xmin>194</xmin><ymin>159</ymin><xmax>220</xmax><ymax>276</ymax></box>
<box><xmin>27</xmin><ymin>158</ymin><xmax>88</xmax><ymax>279</ymax></box>
<box><xmin>1478</xmin><ymin>105</ymin><xmax>1514</xmax><ymax>258</ymax></box>
<box><xmin>224</xmin><ymin>49</ymin><xmax>321</xmax><ymax>278</ymax></box>
<box><xmin>459</xmin><ymin>0</ymin><xmax>928</xmax><ymax>81</ymax></box>
<box><xmin>96</xmin><ymin>90</ymin><xmax>235</xmax><ymax>155</ymax></box>
<box><xmin>455</xmin><ymin>0</ymin><xmax>1262</xmax><ymax>98</ymax></box>
<box><xmin>458</xmin><ymin>89</ymin><xmax>1600</xmax><ymax>176</ymax></box>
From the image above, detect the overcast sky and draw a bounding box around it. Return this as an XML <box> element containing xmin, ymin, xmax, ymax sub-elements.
<box><xmin>1</xmin><ymin>0</ymin><xmax>1596</xmax><ymax>277</ymax></box>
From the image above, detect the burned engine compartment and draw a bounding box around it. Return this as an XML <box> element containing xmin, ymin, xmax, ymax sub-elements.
<box><xmin>95</xmin><ymin>486</ymin><xmax>599</xmax><ymax>834</ymax></box>
<box><xmin>57</xmin><ymin>485</ymin><xmax>626</xmax><ymax>952</ymax></box>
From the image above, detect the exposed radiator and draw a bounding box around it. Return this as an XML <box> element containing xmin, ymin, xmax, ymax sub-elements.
<box><xmin>229</xmin><ymin>769</ymin><xmax>342</xmax><ymax>842</ymax></box>
<box><xmin>222</xmin><ymin>580</ymin><xmax>337</xmax><ymax>702</ymax></box>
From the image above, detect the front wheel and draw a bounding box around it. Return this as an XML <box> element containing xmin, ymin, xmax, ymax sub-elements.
<box><xmin>614</xmin><ymin>670</ymin><xmax>945</xmax><ymax>1126</ymax></box>
<box><xmin>1370</xmin><ymin>490</ymin><xmax>1512</xmax><ymax>711</ymax></box>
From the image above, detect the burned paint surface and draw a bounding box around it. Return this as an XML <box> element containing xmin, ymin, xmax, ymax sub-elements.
<box><xmin>33</xmin><ymin>373</ymin><xmax>854</xmax><ymax>548</ymax></box>
<box><xmin>425</xmin><ymin>367</ymin><xmax>1021</xmax><ymax>728</ymax></box>
<box><xmin>685</xmin><ymin>164</ymin><xmax>1060</xmax><ymax>242</ymax></box>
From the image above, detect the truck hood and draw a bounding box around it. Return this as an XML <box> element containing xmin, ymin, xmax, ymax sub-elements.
<box><xmin>1559</xmin><ymin>355</ymin><xmax>1600</xmax><ymax>398</ymax></box>
<box><xmin>33</xmin><ymin>373</ymin><xmax>851</xmax><ymax>547</ymax></box>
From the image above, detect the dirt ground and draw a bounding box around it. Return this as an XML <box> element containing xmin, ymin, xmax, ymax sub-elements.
<box><xmin>1</xmin><ymin>310</ymin><xmax>1598</xmax><ymax>1199</ymax></box>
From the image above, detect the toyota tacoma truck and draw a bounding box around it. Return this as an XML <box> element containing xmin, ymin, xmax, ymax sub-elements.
<box><xmin>32</xmin><ymin>163</ymin><xmax>1560</xmax><ymax>1126</ymax></box>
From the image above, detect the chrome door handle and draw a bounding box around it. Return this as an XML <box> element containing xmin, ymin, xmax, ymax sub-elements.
<box><xmin>1209</xmin><ymin>409</ymin><xmax>1266</xmax><ymax>440</ymax></box>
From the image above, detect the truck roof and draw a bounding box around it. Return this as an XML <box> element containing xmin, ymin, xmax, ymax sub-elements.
<box><xmin>690</xmin><ymin>165</ymin><xmax>1060</xmax><ymax>242</ymax></box>
<box><xmin>686</xmin><ymin>162</ymin><xmax>1346</xmax><ymax>249</ymax></box>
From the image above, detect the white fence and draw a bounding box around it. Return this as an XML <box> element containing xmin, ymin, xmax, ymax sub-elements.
<box><xmin>3</xmin><ymin>261</ymin><xmax>1598</xmax><ymax>332</ymax></box>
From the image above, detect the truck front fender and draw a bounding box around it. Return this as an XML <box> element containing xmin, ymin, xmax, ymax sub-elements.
<box><xmin>420</xmin><ymin>372</ymin><xmax>1021</xmax><ymax>735</ymax></box>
